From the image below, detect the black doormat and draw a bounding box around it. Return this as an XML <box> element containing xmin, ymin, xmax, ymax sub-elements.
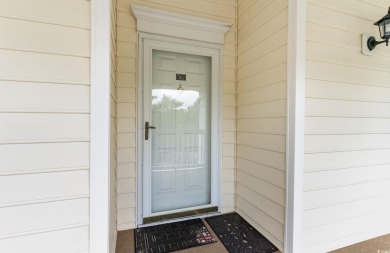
<box><xmin>135</xmin><ymin>218</ymin><xmax>216</xmax><ymax>253</ymax></box>
<box><xmin>206</xmin><ymin>213</ymin><xmax>278</xmax><ymax>253</ymax></box>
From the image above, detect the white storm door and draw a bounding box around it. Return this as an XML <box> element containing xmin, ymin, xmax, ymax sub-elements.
<box><xmin>142</xmin><ymin>40</ymin><xmax>220</xmax><ymax>218</ymax></box>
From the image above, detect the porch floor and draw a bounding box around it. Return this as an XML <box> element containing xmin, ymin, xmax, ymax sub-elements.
<box><xmin>116</xmin><ymin>221</ymin><xmax>390</xmax><ymax>253</ymax></box>
<box><xmin>115</xmin><ymin>217</ymin><xmax>282</xmax><ymax>253</ymax></box>
<box><xmin>115</xmin><ymin>218</ymin><xmax>230</xmax><ymax>253</ymax></box>
<box><xmin>330</xmin><ymin>233</ymin><xmax>390</xmax><ymax>253</ymax></box>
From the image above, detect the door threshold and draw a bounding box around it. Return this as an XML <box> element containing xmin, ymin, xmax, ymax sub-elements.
<box><xmin>139</xmin><ymin>207</ymin><xmax>220</xmax><ymax>228</ymax></box>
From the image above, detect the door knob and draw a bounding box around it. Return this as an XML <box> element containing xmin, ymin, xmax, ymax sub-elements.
<box><xmin>145</xmin><ymin>121</ymin><xmax>156</xmax><ymax>140</ymax></box>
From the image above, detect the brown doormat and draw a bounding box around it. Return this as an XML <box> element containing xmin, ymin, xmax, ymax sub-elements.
<box><xmin>135</xmin><ymin>218</ymin><xmax>216</xmax><ymax>253</ymax></box>
<box><xmin>206</xmin><ymin>213</ymin><xmax>278</xmax><ymax>253</ymax></box>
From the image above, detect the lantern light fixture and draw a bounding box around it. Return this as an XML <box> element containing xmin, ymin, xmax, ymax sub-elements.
<box><xmin>367</xmin><ymin>6</ymin><xmax>390</xmax><ymax>51</ymax></box>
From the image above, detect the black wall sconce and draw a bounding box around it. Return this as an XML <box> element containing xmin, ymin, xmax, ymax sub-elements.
<box><xmin>367</xmin><ymin>7</ymin><xmax>390</xmax><ymax>51</ymax></box>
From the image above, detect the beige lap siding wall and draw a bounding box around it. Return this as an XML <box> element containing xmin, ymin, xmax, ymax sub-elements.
<box><xmin>115</xmin><ymin>0</ymin><xmax>237</xmax><ymax>230</ymax></box>
<box><xmin>304</xmin><ymin>0</ymin><xmax>390</xmax><ymax>252</ymax></box>
<box><xmin>0</xmin><ymin>1</ymin><xmax>91</xmax><ymax>252</ymax></box>
<box><xmin>236</xmin><ymin>0</ymin><xmax>288</xmax><ymax>251</ymax></box>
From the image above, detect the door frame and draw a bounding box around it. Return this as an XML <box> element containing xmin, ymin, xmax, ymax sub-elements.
<box><xmin>136</xmin><ymin>33</ymin><xmax>223</xmax><ymax>225</ymax></box>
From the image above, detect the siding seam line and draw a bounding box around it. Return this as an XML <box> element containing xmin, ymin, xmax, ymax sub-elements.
<box><xmin>0</xmin><ymin>195</ymin><xmax>89</xmax><ymax>208</ymax></box>
<box><xmin>0</xmin><ymin>15</ymin><xmax>90</xmax><ymax>29</ymax></box>
<box><xmin>236</xmin><ymin>193</ymin><xmax>284</xmax><ymax>225</ymax></box>
<box><xmin>0</xmin><ymin>223</ymin><xmax>89</xmax><ymax>239</ymax></box>
<box><xmin>304</xmin><ymin>192</ymin><xmax>390</xmax><ymax>211</ymax></box>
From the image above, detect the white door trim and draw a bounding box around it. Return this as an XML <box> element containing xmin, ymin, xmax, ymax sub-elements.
<box><xmin>90</xmin><ymin>0</ymin><xmax>112</xmax><ymax>252</ymax></box>
<box><xmin>285</xmin><ymin>0</ymin><xmax>306</xmax><ymax>252</ymax></box>
<box><xmin>137</xmin><ymin>33</ymin><xmax>223</xmax><ymax>225</ymax></box>
<box><xmin>130</xmin><ymin>4</ymin><xmax>231</xmax><ymax>44</ymax></box>
<box><xmin>131</xmin><ymin>4</ymin><xmax>229</xmax><ymax>226</ymax></box>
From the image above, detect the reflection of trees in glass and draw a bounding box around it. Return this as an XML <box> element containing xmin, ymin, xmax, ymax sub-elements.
<box><xmin>152</xmin><ymin>94</ymin><xmax>201</xmax><ymax>130</ymax></box>
<box><xmin>187</xmin><ymin>97</ymin><xmax>200</xmax><ymax>113</ymax></box>
<box><xmin>153</xmin><ymin>94</ymin><xmax>184</xmax><ymax>112</ymax></box>
<box><xmin>187</xmin><ymin>97</ymin><xmax>201</xmax><ymax>130</ymax></box>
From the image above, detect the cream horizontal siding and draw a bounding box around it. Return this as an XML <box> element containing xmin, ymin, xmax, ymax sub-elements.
<box><xmin>304</xmin><ymin>1</ymin><xmax>390</xmax><ymax>252</ymax></box>
<box><xmin>0</xmin><ymin>1</ymin><xmax>90</xmax><ymax>28</ymax></box>
<box><xmin>0</xmin><ymin>171</ymin><xmax>89</xmax><ymax>206</ymax></box>
<box><xmin>0</xmin><ymin>18</ymin><xmax>90</xmax><ymax>57</ymax></box>
<box><xmin>115</xmin><ymin>0</ymin><xmax>236</xmax><ymax>230</ymax></box>
<box><xmin>0</xmin><ymin>114</ymin><xmax>89</xmax><ymax>143</ymax></box>
<box><xmin>115</xmin><ymin>0</ymin><xmax>137</xmax><ymax>230</ymax></box>
<box><xmin>236</xmin><ymin>0</ymin><xmax>287</xmax><ymax>251</ymax></box>
<box><xmin>0</xmin><ymin>82</ymin><xmax>90</xmax><ymax>113</ymax></box>
<box><xmin>0</xmin><ymin>143</ymin><xmax>89</xmax><ymax>175</ymax></box>
<box><xmin>0</xmin><ymin>227</ymin><xmax>88</xmax><ymax>253</ymax></box>
<box><xmin>0</xmin><ymin>0</ymin><xmax>90</xmax><ymax>252</ymax></box>
<box><xmin>0</xmin><ymin>50</ymin><xmax>90</xmax><ymax>84</ymax></box>
<box><xmin>0</xmin><ymin>199</ymin><xmax>89</xmax><ymax>237</ymax></box>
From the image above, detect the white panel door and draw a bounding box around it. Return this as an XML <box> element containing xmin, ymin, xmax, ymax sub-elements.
<box><xmin>141</xmin><ymin>40</ymin><xmax>222</xmax><ymax>218</ymax></box>
<box><xmin>150</xmin><ymin>49</ymin><xmax>211</xmax><ymax>213</ymax></box>
<box><xmin>141</xmin><ymin>38</ymin><xmax>222</xmax><ymax>220</ymax></box>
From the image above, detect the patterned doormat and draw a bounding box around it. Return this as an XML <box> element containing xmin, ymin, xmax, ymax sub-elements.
<box><xmin>135</xmin><ymin>218</ymin><xmax>216</xmax><ymax>253</ymax></box>
<box><xmin>206</xmin><ymin>213</ymin><xmax>279</xmax><ymax>253</ymax></box>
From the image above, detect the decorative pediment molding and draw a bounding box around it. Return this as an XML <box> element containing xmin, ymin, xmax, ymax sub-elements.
<box><xmin>131</xmin><ymin>4</ymin><xmax>231</xmax><ymax>44</ymax></box>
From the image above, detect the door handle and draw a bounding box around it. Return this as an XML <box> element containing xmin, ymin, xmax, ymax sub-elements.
<box><xmin>145</xmin><ymin>121</ymin><xmax>156</xmax><ymax>140</ymax></box>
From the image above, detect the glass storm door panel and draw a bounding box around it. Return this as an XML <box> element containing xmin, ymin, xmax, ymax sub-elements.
<box><xmin>149</xmin><ymin>50</ymin><xmax>212</xmax><ymax>214</ymax></box>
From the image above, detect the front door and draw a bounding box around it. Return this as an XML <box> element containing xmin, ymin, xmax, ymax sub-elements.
<box><xmin>141</xmin><ymin>40</ymin><xmax>220</xmax><ymax>221</ymax></box>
